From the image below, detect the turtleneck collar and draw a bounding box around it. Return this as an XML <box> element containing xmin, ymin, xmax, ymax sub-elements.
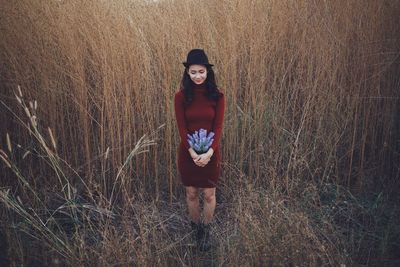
<box><xmin>193</xmin><ymin>83</ymin><xmax>206</xmax><ymax>90</ymax></box>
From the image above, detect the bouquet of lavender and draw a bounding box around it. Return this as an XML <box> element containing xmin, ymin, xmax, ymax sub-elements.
<box><xmin>187</xmin><ymin>128</ymin><xmax>214</xmax><ymax>153</ymax></box>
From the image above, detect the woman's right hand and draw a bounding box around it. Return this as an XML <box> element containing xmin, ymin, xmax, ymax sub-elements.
<box><xmin>188</xmin><ymin>148</ymin><xmax>205</xmax><ymax>167</ymax></box>
<box><xmin>188</xmin><ymin>148</ymin><xmax>199</xmax><ymax>159</ymax></box>
<box><xmin>189</xmin><ymin>148</ymin><xmax>213</xmax><ymax>167</ymax></box>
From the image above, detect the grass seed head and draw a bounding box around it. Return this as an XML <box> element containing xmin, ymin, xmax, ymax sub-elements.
<box><xmin>6</xmin><ymin>133</ymin><xmax>12</xmax><ymax>153</ymax></box>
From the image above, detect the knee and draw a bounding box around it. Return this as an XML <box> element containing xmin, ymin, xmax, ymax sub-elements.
<box><xmin>204</xmin><ymin>191</ymin><xmax>216</xmax><ymax>204</ymax></box>
<box><xmin>186</xmin><ymin>190</ymin><xmax>199</xmax><ymax>202</ymax></box>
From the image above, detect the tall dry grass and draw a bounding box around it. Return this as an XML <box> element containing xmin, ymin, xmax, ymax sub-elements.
<box><xmin>0</xmin><ymin>0</ymin><xmax>399</xmax><ymax>265</ymax></box>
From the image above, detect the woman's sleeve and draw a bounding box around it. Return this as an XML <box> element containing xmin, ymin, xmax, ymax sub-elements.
<box><xmin>211</xmin><ymin>92</ymin><xmax>225</xmax><ymax>151</ymax></box>
<box><xmin>174</xmin><ymin>91</ymin><xmax>191</xmax><ymax>150</ymax></box>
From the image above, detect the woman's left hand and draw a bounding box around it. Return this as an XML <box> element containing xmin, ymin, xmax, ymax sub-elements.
<box><xmin>194</xmin><ymin>148</ymin><xmax>214</xmax><ymax>167</ymax></box>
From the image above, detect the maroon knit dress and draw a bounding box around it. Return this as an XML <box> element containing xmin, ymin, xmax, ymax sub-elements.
<box><xmin>174</xmin><ymin>84</ymin><xmax>225</xmax><ymax>188</ymax></box>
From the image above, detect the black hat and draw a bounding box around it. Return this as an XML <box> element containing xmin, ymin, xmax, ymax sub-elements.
<box><xmin>183</xmin><ymin>49</ymin><xmax>214</xmax><ymax>67</ymax></box>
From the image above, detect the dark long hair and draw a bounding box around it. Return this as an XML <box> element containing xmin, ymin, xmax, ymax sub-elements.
<box><xmin>181</xmin><ymin>66</ymin><xmax>222</xmax><ymax>104</ymax></box>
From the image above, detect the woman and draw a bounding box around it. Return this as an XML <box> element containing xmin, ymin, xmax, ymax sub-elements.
<box><xmin>174</xmin><ymin>49</ymin><xmax>225</xmax><ymax>251</ymax></box>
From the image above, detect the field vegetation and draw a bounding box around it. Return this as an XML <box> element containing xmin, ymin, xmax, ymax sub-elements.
<box><xmin>0</xmin><ymin>0</ymin><xmax>399</xmax><ymax>265</ymax></box>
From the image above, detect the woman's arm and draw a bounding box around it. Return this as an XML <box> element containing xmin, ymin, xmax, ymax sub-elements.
<box><xmin>174</xmin><ymin>91</ymin><xmax>191</xmax><ymax>150</ymax></box>
<box><xmin>210</xmin><ymin>92</ymin><xmax>225</xmax><ymax>151</ymax></box>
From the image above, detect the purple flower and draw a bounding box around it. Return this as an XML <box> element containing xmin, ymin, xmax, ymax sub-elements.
<box><xmin>186</xmin><ymin>128</ymin><xmax>215</xmax><ymax>153</ymax></box>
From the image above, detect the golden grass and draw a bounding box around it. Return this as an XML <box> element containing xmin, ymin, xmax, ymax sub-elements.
<box><xmin>0</xmin><ymin>0</ymin><xmax>399</xmax><ymax>265</ymax></box>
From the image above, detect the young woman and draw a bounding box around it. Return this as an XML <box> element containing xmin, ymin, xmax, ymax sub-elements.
<box><xmin>174</xmin><ymin>49</ymin><xmax>225</xmax><ymax>251</ymax></box>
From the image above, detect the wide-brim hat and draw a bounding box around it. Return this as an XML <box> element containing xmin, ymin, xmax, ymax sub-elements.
<box><xmin>182</xmin><ymin>49</ymin><xmax>214</xmax><ymax>67</ymax></box>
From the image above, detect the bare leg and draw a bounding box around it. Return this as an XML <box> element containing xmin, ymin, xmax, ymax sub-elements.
<box><xmin>203</xmin><ymin>187</ymin><xmax>216</xmax><ymax>224</ymax></box>
<box><xmin>186</xmin><ymin>186</ymin><xmax>200</xmax><ymax>223</ymax></box>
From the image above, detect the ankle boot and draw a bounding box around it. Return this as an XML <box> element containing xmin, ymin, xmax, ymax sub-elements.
<box><xmin>190</xmin><ymin>221</ymin><xmax>204</xmax><ymax>243</ymax></box>
<box><xmin>199</xmin><ymin>223</ymin><xmax>211</xmax><ymax>251</ymax></box>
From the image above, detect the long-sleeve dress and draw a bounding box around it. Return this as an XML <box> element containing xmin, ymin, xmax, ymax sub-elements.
<box><xmin>174</xmin><ymin>84</ymin><xmax>225</xmax><ymax>188</ymax></box>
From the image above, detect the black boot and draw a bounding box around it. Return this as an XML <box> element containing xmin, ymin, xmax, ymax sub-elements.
<box><xmin>190</xmin><ymin>221</ymin><xmax>204</xmax><ymax>244</ymax></box>
<box><xmin>199</xmin><ymin>223</ymin><xmax>211</xmax><ymax>251</ymax></box>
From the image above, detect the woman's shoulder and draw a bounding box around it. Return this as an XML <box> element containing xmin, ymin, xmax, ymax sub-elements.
<box><xmin>216</xmin><ymin>87</ymin><xmax>225</xmax><ymax>98</ymax></box>
<box><xmin>174</xmin><ymin>88</ymin><xmax>184</xmax><ymax>99</ymax></box>
<box><xmin>175</xmin><ymin>89</ymin><xmax>182</xmax><ymax>94</ymax></box>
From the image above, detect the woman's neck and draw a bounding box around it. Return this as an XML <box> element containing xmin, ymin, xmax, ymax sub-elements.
<box><xmin>193</xmin><ymin>83</ymin><xmax>206</xmax><ymax>89</ymax></box>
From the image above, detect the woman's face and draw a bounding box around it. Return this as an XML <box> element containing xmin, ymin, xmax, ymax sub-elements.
<box><xmin>187</xmin><ymin>64</ymin><xmax>207</xmax><ymax>85</ymax></box>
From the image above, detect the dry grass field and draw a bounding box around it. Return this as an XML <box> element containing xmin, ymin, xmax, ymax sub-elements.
<box><xmin>0</xmin><ymin>0</ymin><xmax>399</xmax><ymax>266</ymax></box>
